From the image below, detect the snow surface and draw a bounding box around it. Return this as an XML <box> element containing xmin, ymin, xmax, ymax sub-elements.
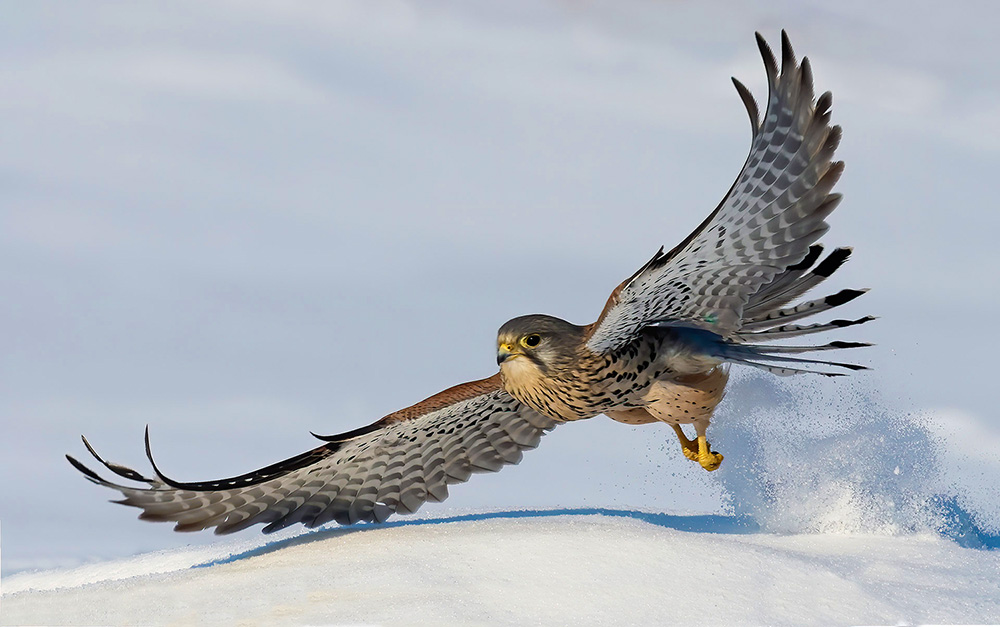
<box><xmin>4</xmin><ymin>510</ymin><xmax>1000</xmax><ymax>626</ymax></box>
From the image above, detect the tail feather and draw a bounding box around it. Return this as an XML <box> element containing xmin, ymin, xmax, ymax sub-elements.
<box><xmin>720</xmin><ymin>343</ymin><xmax>869</xmax><ymax>372</ymax></box>
<box><xmin>736</xmin><ymin>340</ymin><xmax>872</xmax><ymax>354</ymax></box>
<box><xmin>668</xmin><ymin>326</ymin><xmax>870</xmax><ymax>378</ymax></box>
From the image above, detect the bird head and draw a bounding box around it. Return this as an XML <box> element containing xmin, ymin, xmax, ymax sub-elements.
<box><xmin>496</xmin><ymin>314</ymin><xmax>584</xmax><ymax>373</ymax></box>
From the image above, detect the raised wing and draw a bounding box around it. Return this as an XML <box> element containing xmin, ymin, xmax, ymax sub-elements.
<box><xmin>67</xmin><ymin>375</ymin><xmax>557</xmax><ymax>535</ymax></box>
<box><xmin>587</xmin><ymin>32</ymin><xmax>844</xmax><ymax>353</ymax></box>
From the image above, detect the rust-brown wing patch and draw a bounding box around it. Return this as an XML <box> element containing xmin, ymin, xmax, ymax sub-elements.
<box><xmin>380</xmin><ymin>374</ymin><xmax>502</xmax><ymax>424</ymax></box>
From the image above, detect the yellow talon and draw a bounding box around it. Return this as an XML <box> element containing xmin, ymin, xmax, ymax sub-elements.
<box><xmin>696</xmin><ymin>435</ymin><xmax>723</xmax><ymax>472</ymax></box>
<box><xmin>671</xmin><ymin>425</ymin><xmax>723</xmax><ymax>471</ymax></box>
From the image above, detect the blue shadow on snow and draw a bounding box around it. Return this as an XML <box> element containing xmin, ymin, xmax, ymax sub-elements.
<box><xmin>193</xmin><ymin>499</ymin><xmax>1000</xmax><ymax>570</ymax></box>
<box><xmin>193</xmin><ymin>507</ymin><xmax>758</xmax><ymax>569</ymax></box>
<box><xmin>931</xmin><ymin>495</ymin><xmax>1000</xmax><ymax>550</ymax></box>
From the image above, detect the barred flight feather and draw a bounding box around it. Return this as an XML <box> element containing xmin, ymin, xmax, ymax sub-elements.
<box><xmin>67</xmin><ymin>377</ymin><xmax>557</xmax><ymax>535</ymax></box>
<box><xmin>587</xmin><ymin>31</ymin><xmax>856</xmax><ymax>353</ymax></box>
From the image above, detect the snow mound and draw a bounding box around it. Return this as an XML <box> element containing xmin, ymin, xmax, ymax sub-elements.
<box><xmin>4</xmin><ymin>510</ymin><xmax>1000</xmax><ymax>626</ymax></box>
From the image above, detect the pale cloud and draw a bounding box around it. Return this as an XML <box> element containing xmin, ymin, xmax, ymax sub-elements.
<box><xmin>0</xmin><ymin>48</ymin><xmax>330</xmax><ymax>115</ymax></box>
<box><xmin>95</xmin><ymin>50</ymin><xmax>330</xmax><ymax>104</ymax></box>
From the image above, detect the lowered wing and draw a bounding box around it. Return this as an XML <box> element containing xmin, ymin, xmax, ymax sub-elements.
<box><xmin>68</xmin><ymin>374</ymin><xmax>557</xmax><ymax>535</ymax></box>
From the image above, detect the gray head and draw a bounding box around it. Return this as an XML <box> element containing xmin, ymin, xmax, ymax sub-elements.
<box><xmin>496</xmin><ymin>314</ymin><xmax>585</xmax><ymax>372</ymax></box>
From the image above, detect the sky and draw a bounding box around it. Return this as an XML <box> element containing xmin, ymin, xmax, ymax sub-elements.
<box><xmin>2</xmin><ymin>0</ymin><xmax>999</xmax><ymax>572</ymax></box>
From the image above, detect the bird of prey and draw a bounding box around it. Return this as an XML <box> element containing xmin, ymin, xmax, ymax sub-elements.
<box><xmin>68</xmin><ymin>32</ymin><xmax>872</xmax><ymax>535</ymax></box>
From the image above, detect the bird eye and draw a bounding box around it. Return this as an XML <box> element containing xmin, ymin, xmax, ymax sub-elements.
<box><xmin>522</xmin><ymin>334</ymin><xmax>541</xmax><ymax>348</ymax></box>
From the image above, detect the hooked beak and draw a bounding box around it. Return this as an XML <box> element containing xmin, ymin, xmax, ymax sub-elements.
<box><xmin>497</xmin><ymin>343</ymin><xmax>519</xmax><ymax>365</ymax></box>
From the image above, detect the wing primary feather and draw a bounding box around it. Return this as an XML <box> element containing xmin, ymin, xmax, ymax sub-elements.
<box><xmin>79</xmin><ymin>435</ymin><xmax>155</xmax><ymax>483</ymax></box>
<box><xmin>816</xmin><ymin>91</ymin><xmax>833</xmax><ymax>116</ymax></box>
<box><xmin>143</xmin><ymin>425</ymin><xmax>168</xmax><ymax>483</ymax></box>
<box><xmin>310</xmin><ymin>421</ymin><xmax>385</xmax><ymax>443</ymax></box>
<box><xmin>725</xmin><ymin>357</ymin><xmax>846</xmax><ymax>377</ymax></box>
<box><xmin>585</xmin><ymin>33</ymin><xmax>862</xmax><ymax>353</ymax></box>
<box><xmin>789</xmin><ymin>244</ymin><xmax>825</xmax><ymax>271</ymax></box>
<box><xmin>738</xmin><ymin>315</ymin><xmax>877</xmax><ymax>341</ymax></box>
<box><xmin>743</xmin><ymin>245</ymin><xmax>825</xmax><ymax>315</ymax></box>
<box><xmin>140</xmin><ymin>425</ymin><xmax>339</xmax><ymax>492</ymax></box>
<box><xmin>799</xmin><ymin>57</ymin><xmax>814</xmax><ymax>98</ymax></box>
<box><xmin>780</xmin><ymin>29</ymin><xmax>796</xmax><ymax>74</ymax></box>
<box><xmin>756</xmin><ymin>32</ymin><xmax>778</xmax><ymax>83</ymax></box>
<box><xmin>744</xmin><ymin>247</ymin><xmax>853</xmax><ymax>319</ymax></box>
<box><xmin>65</xmin><ymin>454</ymin><xmax>114</xmax><ymax>485</ymax></box>
<box><xmin>812</xmin><ymin>246</ymin><xmax>852</xmax><ymax>277</ymax></box>
<box><xmin>741</xmin><ymin>288</ymin><xmax>869</xmax><ymax>331</ymax></box>
<box><xmin>731</xmin><ymin>77</ymin><xmax>760</xmax><ymax>137</ymax></box>
<box><xmin>52</xmin><ymin>379</ymin><xmax>552</xmax><ymax>536</ymax></box>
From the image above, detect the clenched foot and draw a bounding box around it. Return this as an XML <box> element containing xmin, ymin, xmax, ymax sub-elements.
<box><xmin>696</xmin><ymin>435</ymin><xmax>723</xmax><ymax>471</ymax></box>
<box><xmin>671</xmin><ymin>425</ymin><xmax>723</xmax><ymax>471</ymax></box>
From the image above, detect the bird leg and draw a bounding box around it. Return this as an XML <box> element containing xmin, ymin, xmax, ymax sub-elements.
<box><xmin>671</xmin><ymin>424</ymin><xmax>700</xmax><ymax>462</ymax></box>
<box><xmin>692</xmin><ymin>421</ymin><xmax>723</xmax><ymax>472</ymax></box>
<box><xmin>644</xmin><ymin>371</ymin><xmax>728</xmax><ymax>471</ymax></box>
<box><xmin>671</xmin><ymin>423</ymin><xmax>723</xmax><ymax>471</ymax></box>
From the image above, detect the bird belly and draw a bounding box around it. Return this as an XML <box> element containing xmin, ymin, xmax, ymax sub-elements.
<box><xmin>640</xmin><ymin>366</ymin><xmax>730</xmax><ymax>426</ymax></box>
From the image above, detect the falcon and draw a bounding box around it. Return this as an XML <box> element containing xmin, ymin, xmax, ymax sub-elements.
<box><xmin>68</xmin><ymin>32</ymin><xmax>872</xmax><ymax>535</ymax></box>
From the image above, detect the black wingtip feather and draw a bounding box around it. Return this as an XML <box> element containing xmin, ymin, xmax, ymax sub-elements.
<box><xmin>822</xmin><ymin>165</ymin><xmax>846</xmax><ymax>192</ymax></box>
<box><xmin>756</xmin><ymin>32</ymin><xmax>778</xmax><ymax>81</ymax></box>
<box><xmin>66</xmin><ymin>454</ymin><xmax>103</xmax><ymax>482</ymax></box>
<box><xmin>143</xmin><ymin>425</ymin><xmax>159</xmax><ymax>475</ymax></box>
<box><xmin>81</xmin><ymin>434</ymin><xmax>102</xmax><ymax>462</ymax></box>
<box><xmin>838</xmin><ymin>363</ymin><xmax>870</xmax><ymax>371</ymax></box>
<box><xmin>812</xmin><ymin>247</ymin><xmax>852</xmax><ymax>277</ymax></box>
<box><xmin>143</xmin><ymin>425</ymin><xmax>185</xmax><ymax>489</ymax></box>
<box><xmin>827</xmin><ymin>125</ymin><xmax>844</xmax><ymax>151</ymax></box>
<box><xmin>829</xmin><ymin>341</ymin><xmax>874</xmax><ymax>349</ymax></box>
<box><xmin>788</xmin><ymin>244</ymin><xmax>824</xmax><ymax>271</ymax></box>
<box><xmin>731</xmin><ymin>77</ymin><xmax>760</xmax><ymax>136</ymax></box>
<box><xmin>79</xmin><ymin>434</ymin><xmax>154</xmax><ymax>483</ymax></box>
<box><xmin>817</xmin><ymin>91</ymin><xmax>833</xmax><ymax>115</ymax></box>
<box><xmin>830</xmin><ymin>315</ymin><xmax>878</xmax><ymax>327</ymax></box>
<box><xmin>780</xmin><ymin>30</ymin><xmax>796</xmax><ymax>72</ymax></box>
<box><xmin>310</xmin><ymin>422</ymin><xmax>383</xmax><ymax>443</ymax></box>
<box><xmin>800</xmin><ymin>56</ymin><xmax>813</xmax><ymax>88</ymax></box>
<box><xmin>825</xmin><ymin>288</ymin><xmax>868</xmax><ymax>307</ymax></box>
